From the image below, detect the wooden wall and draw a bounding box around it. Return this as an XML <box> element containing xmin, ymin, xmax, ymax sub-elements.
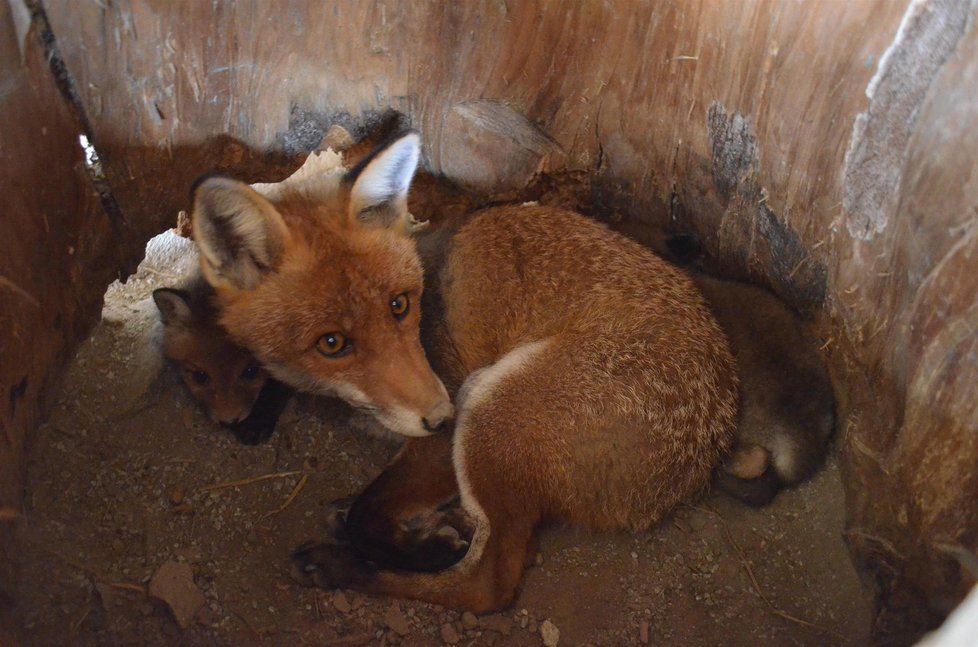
<box><xmin>3</xmin><ymin>0</ymin><xmax>976</xmax><ymax>642</ymax></box>
<box><xmin>0</xmin><ymin>1</ymin><xmax>118</xmax><ymax>641</ymax></box>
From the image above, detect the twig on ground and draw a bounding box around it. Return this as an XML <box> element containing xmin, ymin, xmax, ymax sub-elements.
<box><xmin>685</xmin><ymin>504</ymin><xmax>850</xmax><ymax>643</ymax></box>
<box><xmin>230</xmin><ymin>608</ymin><xmax>262</xmax><ymax>639</ymax></box>
<box><xmin>324</xmin><ymin>632</ymin><xmax>375</xmax><ymax>646</ymax></box>
<box><xmin>261</xmin><ymin>473</ymin><xmax>310</xmax><ymax>520</ymax></box>
<box><xmin>198</xmin><ymin>470</ymin><xmax>307</xmax><ymax>493</ymax></box>
<box><xmin>109</xmin><ymin>582</ymin><xmax>147</xmax><ymax>594</ymax></box>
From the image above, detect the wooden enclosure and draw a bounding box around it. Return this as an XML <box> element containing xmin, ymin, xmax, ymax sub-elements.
<box><xmin>2</xmin><ymin>1</ymin><xmax>977</xmax><ymax>643</ymax></box>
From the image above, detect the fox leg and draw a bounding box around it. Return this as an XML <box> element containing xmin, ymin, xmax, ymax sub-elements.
<box><xmin>292</xmin><ymin>340</ymin><xmax>553</xmax><ymax>611</ymax></box>
<box><xmin>292</xmin><ymin>481</ymin><xmax>537</xmax><ymax>612</ymax></box>
<box><xmin>344</xmin><ymin>434</ymin><xmax>472</xmax><ymax>572</ymax></box>
<box><xmin>292</xmin><ymin>421</ymin><xmax>538</xmax><ymax>611</ymax></box>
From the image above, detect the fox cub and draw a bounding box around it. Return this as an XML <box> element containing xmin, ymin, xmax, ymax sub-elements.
<box><xmin>190</xmin><ymin>132</ymin><xmax>738</xmax><ymax>612</ymax></box>
<box><xmin>693</xmin><ymin>275</ymin><xmax>835</xmax><ymax>506</ymax></box>
<box><xmin>153</xmin><ymin>277</ymin><xmax>290</xmax><ymax>445</ymax></box>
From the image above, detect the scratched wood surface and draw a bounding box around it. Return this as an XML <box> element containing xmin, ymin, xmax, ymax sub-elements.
<box><xmin>0</xmin><ymin>2</ymin><xmax>117</xmax><ymax>641</ymax></box>
<box><xmin>27</xmin><ymin>0</ymin><xmax>978</xmax><ymax>641</ymax></box>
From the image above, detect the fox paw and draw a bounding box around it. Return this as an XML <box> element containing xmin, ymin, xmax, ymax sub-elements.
<box><xmin>393</xmin><ymin>498</ymin><xmax>473</xmax><ymax>571</ymax></box>
<box><xmin>290</xmin><ymin>539</ymin><xmax>375</xmax><ymax>590</ymax></box>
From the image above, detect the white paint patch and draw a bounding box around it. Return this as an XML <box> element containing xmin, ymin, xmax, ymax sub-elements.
<box><xmin>843</xmin><ymin>0</ymin><xmax>974</xmax><ymax>240</ymax></box>
<box><xmin>451</xmin><ymin>339</ymin><xmax>552</xmax><ymax>570</ymax></box>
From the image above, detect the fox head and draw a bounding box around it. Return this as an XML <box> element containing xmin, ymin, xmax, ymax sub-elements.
<box><xmin>190</xmin><ymin>132</ymin><xmax>453</xmax><ymax>437</ymax></box>
<box><xmin>152</xmin><ymin>286</ymin><xmax>269</xmax><ymax>425</ymax></box>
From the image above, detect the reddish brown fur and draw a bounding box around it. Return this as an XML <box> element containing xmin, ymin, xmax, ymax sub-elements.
<box><xmin>154</xmin><ymin>280</ymin><xmax>268</xmax><ymax>425</ymax></box>
<box><xmin>192</xmin><ymin>136</ymin><xmax>738</xmax><ymax>612</ymax></box>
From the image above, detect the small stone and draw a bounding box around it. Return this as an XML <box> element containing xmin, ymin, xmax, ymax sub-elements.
<box><xmin>384</xmin><ymin>602</ymin><xmax>411</xmax><ymax>636</ymax></box>
<box><xmin>540</xmin><ymin>619</ymin><xmax>560</xmax><ymax>647</ymax></box>
<box><xmin>168</xmin><ymin>485</ymin><xmax>185</xmax><ymax>506</ymax></box>
<box><xmin>148</xmin><ymin>560</ymin><xmax>205</xmax><ymax>629</ymax></box>
<box><xmin>639</xmin><ymin>620</ymin><xmax>650</xmax><ymax>644</ymax></box>
<box><xmin>480</xmin><ymin>614</ymin><xmax>513</xmax><ymax>636</ymax></box>
<box><xmin>461</xmin><ymin>611</ymin><xmax>478</xmax><ymax>630</ymax></box>
<box><xmin>441</xmin><ymin>622</ymin><xmax>460</xmax><ymax>644</ymax></box>
<box><xmin>534</xmin><ymin>552</ymin><xmax>544</xmax><ymax>566</ymax></box>
<box><xmin>332</xmin><ymin>590</ymin><xmax>352</xmax><ymax>613</ymax></box>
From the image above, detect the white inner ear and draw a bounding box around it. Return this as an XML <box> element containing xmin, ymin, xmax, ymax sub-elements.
<box><xmin>349</xmin><ymin>132</ymin><xmax>421</xmax><ymax>217</ymax></box>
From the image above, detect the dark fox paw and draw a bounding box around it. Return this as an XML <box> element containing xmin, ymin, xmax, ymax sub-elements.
<box><xmin>290</xmin><ymin>539</ymin><xmax>375</xmax><ymax>590</ymax></box>
<box><xmin>393</xmin><ymin>498</ymin><xmax>473</xmax><ymax>571</ymax></box>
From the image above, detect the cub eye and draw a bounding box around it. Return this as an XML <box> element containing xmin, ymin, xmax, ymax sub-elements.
<box><xmin>316</xmin><ymin>332</ymin><xmax>353</xmax><ymax>358</ymax></box>
<box><xmin>191</xmin><ymin>370</ymin><xmax>209</xmax><ymax>385</ymax></box>
<box><xmin>390</xmin><ymin>293</ymin><xmax>410</xmax><ymax>321</ymax></box>
<box><xmin>240</xmin><ymin>365</ymin><xmax>260</xmax><ymax>381</ymax></box>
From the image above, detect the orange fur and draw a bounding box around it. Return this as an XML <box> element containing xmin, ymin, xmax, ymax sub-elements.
<box><xmin>191</xmin><ymin>133</ymin><xmax>738</xmax><ymax>611</ymax></box>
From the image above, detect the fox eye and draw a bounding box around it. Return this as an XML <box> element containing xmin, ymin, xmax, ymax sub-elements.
<box><xmin>241</xmin><ymin>365</ymin><xmax>260</xmax><ymax>381</ymax></box>
<box><xmin>390</xmin><ymin>293</ymin><xmax>410</xmax><ymax>321</ymax></box>
<box><xmin>191</xmin><ymin>370</ymin><xmax>209</xmax><ymax>385</ymax></box>
<box><xmin>316</xmin><ymin>332</ymin><xmax>353</xmax><ymax>358</ymax></box>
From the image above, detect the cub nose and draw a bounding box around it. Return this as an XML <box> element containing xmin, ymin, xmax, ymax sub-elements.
<box><xmin>422</xmin><ymin>401</ymin><xmax>455</xmax><ymax>434</ymax></box>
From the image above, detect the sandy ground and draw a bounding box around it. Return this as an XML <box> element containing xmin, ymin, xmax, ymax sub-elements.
<box><xmin>13</xmin><ymin>228</ymin><xmax>873</xmax><ymax>647</ymax></box>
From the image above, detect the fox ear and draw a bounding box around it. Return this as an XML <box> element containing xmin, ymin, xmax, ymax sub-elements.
<box><xmin>191</xmin><ymin>176</ymin><xmax>289</xmax><ymax>291</ymax></box>
<box><xmin>346</xmin><ymin>131</ymin><xmax>420</xmax><ymax>232</ymax></box>
<box><xmin>152</xmin><ymin>288</ymin><xmax>192</xmax><ymax>327</ymax></box>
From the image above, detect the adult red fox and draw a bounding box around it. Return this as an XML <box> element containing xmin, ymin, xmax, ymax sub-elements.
<box><xmin>191</xmin><ymin>132</ymin><xmax>738</xmax><ymax>611</ymax></box>
<box><xmin>153</xmin><ymin>277</ymin><xmax>290</xmax><ymax>444</ymax></box>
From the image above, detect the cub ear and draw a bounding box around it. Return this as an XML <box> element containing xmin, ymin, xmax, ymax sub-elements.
<box><xmin>191</xmin><ymin>176</ymin><xmax>289</xmax><ymax>291</ymax></box>
<box><xmin>152</xmin><ymin>288</ymin><xmax>193</xmax><ymax>327</ymax></box>
<box><xmin>346</xmin><ymin>131</ymin><xmax>421</xmax><ymax>232</ymax></box>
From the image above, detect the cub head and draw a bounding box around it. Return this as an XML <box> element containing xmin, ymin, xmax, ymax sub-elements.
<box><xmin>190</xmin><ymin>132</ymin><xmax>453</xmax><ymax>437</ymax></box>
<box><xmin>152</xmin><ymin>286</ymin><xmax>268</xmax><ymax>426</ymax></box>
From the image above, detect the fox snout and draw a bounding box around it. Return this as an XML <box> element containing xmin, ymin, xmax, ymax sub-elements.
<box><xmin>422</xmin><ymin>400</ymin><xmax>455</xmax><ymax>434</ymax></box>
<box><xmin>209</xmin><ymin>400</ymin><xmax>254</xmax><ymax>427</ymax></box>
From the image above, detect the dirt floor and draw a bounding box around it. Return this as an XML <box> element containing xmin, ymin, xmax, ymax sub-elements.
<box><xmin>12</xmin><ymin>228</ymin><xmax>873</xmax><ymax>647</ymax></box>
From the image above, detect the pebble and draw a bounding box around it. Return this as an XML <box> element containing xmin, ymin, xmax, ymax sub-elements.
<box><xmin>480</xmin><ymin>614</ymin><xmax>513</xmax><ymax>636</ymax></box>
<box><xmin>461</xmin><ymin>611</ymin><xmax>478</xmax><ymax>630</ymax></box>
<box><xmin>384</xmin><ymin>602</ymin><xmax>411</xmax><ymax>636</ymax></box>
<box><xmin>332</xmin><ymin>590</ymin><xmax>352</xmax><ymax>613</ymax></box>
<box><xmin>441</xmin><ymin>622</ymin><xmax>460</xmax><ymax>644</ymax></box>
<box><xmin>540</xmin><ymin>619</ymin><xmax>560</xmax><ymax>647</ymax></box>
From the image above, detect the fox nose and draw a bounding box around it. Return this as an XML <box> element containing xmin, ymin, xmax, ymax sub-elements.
<box><xmin>422</xmin><ymin>401</ymin><xmax>455</xmax><ymax>434</ymax></box>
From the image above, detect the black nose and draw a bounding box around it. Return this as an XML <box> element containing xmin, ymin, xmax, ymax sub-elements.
<box><xmin>422</xmin><ymin>415</ymin><xmax>454</xmax><ymax>434</ymax></box>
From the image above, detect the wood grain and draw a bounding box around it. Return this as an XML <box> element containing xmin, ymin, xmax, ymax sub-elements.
<box><xmin>28</xmin><ymin>1</ymin><xmax>978</xmax><ymax>641</ymax></box>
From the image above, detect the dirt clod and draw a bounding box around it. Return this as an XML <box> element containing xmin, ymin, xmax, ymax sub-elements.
<box><xmin>148</xmin><ymin>560</ymin><xmax>205</xmax><ymax>629</ymax></box>
<box><xmin>540</xmin><ymin>619</ymin><xmax>560</xmax><ymax>647</ymax></box>
<box><xmin>384</xmin><ymin>602</ymin><xmax>411</xmax><ymax>636</ymax></box>
<box><xmin>481</xmin><ymin>614</ymin><xmax>514</xmax><ymax>636</ymax></box>
<box><xmin>333</xmin><ymin>590</ymin><xmax>352</xmax><ymax>613</ymax></box>
<box><xmin>440</xmin><ymin>622</ymin><xmax>460</xmax><ymax>644</ymax></box>
<box><xmin>461</xmin><ymin>611</ymin><xmax>478</xmax><ymax>630</ymax></box>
